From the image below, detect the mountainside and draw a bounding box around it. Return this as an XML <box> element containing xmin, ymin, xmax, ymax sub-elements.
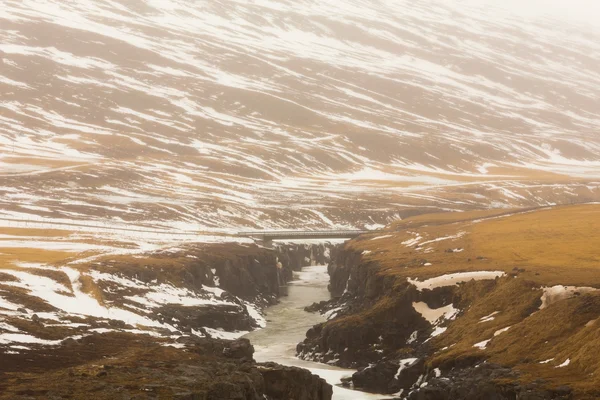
<box><xmin>1</xmin><ymin>0</ymin><xmax>600</xmax><ymax>240</ymax></box>
<box><xmin>299</xmin><ymin>204</ymin><xmax>600</xmax><ymax>399</ymax></box>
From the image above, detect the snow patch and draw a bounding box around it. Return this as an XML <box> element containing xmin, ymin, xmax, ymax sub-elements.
<box><xmin>408</xmin><ymin>271</ymin><xmax>505</xmax><ymax>291</ymax></box>
<box><xmin>406</xmin><ymin>330</ymin><xmax>418</xmax><ymax>344</ymax></box>
<box><xmin>473</xmin><ymin>339</ymin><xmax>491</xmax><ymax>349</ymax></box>
<box><xmin>394</xmin><ymin>358</ymin><xmax>419</xmax><ymax>380</ymax></box>
<box><xmin>540</xmin><ymin>285</ymin><xmax>598</xmax><ymax>309</ymax></box>
<box><xmin>556</xmin><ymin>359</ymin><xmax>570</xmax><ymax>368</ymax></box>
<box><xmin>370</xmin><ymin>235</ymin><xmax>392</xmax><ymax>241</ymax></box>
<box><xmin>429</xmin><ymin>327</ymin><xmax>447</xmax><ymax>338</ymax></box>
<box><xmin>413</xmin><ymin>302</ymin><xmax>458</xmax><ymax>325</ymax></box>
<box><xmin>479</xmin><ymin>311</ymin><xmax>499</xmax><ymax>323</ymax></box>
<box><xmin>494</xmin><ymin>326</ymin><xmax>511</xmax><ymax>336</ymax></box>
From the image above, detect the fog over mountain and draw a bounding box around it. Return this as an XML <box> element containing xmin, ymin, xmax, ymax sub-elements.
<box><xmin>2</xmin><ymin>2</ymin><xmax>600</xmax><ymax>399</ymax></box>
<box><xmin>1</xmin><ymin>0</ymin><xmax>599</xmax><ymax>235</ymax></box>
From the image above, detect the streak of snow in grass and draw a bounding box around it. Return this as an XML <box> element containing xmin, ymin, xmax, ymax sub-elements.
<box><xmin>417</xmin><ymin>232</ymin><xmax>466</xmax><ymax>247</ymax></box>
<box><xmin>556</xmin><ymin>359</ymin><xmax>570</xmax><ymax>368</ymax></box>
<box><xmin>162</xmin><ymin>342</ymin><xmax>186</xmax><ymax>349</ymax></box>
<box><xmin>401</xmin><ymin>233</ymin><xmax>422</xmax><ymax>247</ymax></box>
<box><xmin>394</xmin><ymin>358</ymin><xmax>419</xmax><ymax>380</ymax></box>
<box><xmin>409</xmin><ymin>271</ymin><xmax>505</xmax><ymax>291</ymax></box>
<box><xmin>370</xmin><ymin>235</ymin><xmax>392</xmax><ymax>241</ymax></box>
<box><xmin>0</xmin><ymin>333</ymin><xmax>64</xmax><ymax>345</ymax></box>
<box><xmin>89</xmin><ymin>328</ymin><xmax>114</xmax><ymax>334</ymax></box>
<box><xmin>412</xmin><ymin>302</ymin><xmax>458</xmax><ymax>324</ymax></box>
<box><xmin>540</xmin><ymin>285</ymin><xmax>598</xmax><ymax>309</ymax></box>
<box><xmin>0</xmin><ymin>295</ymin><xmax>20</xmax><ymax>311</ymax></box>
<box><xmin>479</xmin><ymin>311</ymin><xmax>499</xmax><ymax>323</ymax></box>
<box><xmin>494</xmin><ymin>326</ymin><xmax>511</xmax><ymax>336</ymax></box>
<box><xmin>0</xmin><ymin>322</ymin><xmax>20</xmax><ymax>332</ymax></box>
<box><xmin>429</xmin><ymin>327</ymin><xmax>447</xmax><ymax>338</ymax></box>
<box><xmin>204</xmin><ymin>327</ymin><xmax>249</xmax><ymax>340</ymax></box>
<box><xmin>473</xmin><ymin>339</ymin><xmax>491</xmax><ymax>349</ymax></box>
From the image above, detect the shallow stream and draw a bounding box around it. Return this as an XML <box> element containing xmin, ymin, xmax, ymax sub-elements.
<box><xmin>244</xmin><ymin>265</ymin><xmax>393</xmax><ymax>400</ymax></box>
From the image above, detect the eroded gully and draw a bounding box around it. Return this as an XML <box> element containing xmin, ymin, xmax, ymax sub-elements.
<box><xmin>244</xmin><ymin>265</ymin><xmax>394</xmax><ymax>400</ymax></box>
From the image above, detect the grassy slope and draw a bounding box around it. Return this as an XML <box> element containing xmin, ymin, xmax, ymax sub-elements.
<box><xmin>347</xmin><ymin>204</ymin><xmax>600</xmax><ymax>397</ymax></box>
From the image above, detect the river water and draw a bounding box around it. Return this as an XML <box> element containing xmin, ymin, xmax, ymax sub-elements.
<box><xmin>244</xmin><ymin>265</ymin><xmax>393</xmax><ymax>400</ymax></box>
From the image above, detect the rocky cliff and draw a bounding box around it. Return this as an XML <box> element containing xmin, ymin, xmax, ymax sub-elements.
<box><xmin>0</xmin><ymin>241</ymin><xmax>340</xmax><ymax>399</ymax></box>
<box><xmin>298</xmin><ymin>205</ymin><xmax>600</xmax><ymax>400</ymax></box>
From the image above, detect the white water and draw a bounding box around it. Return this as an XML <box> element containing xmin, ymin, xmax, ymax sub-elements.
<box><xmin>244</xmin><ymin>265</ymin><xmax>394</xmax><ymax>399</ymax></box>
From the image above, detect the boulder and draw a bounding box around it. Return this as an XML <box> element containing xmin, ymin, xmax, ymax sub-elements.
<box><xmin>258</xmin><ymin>362</ymin><xmax>333</xmax><ymax>400</ymax></box>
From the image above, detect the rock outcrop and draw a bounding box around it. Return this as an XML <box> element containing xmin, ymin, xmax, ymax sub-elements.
<box><xmin>259</xmin><ymin>362</ymin><xmax>333</xmax><ymax>400</ymax></box>
<box><xmin>405</xmin><ymin>363</ymin><xmax>572</xmax><ymax>400</ymax></box>
<box><xmin>0</xmin><ymin>242</ymin><xmax>343</xmax><ymax>399</ymax></box>
<box><xmin>298</xmin><ymin>249</ymin><xmax>431</xmax><ymax>369</ymax></box>
<box><xmin>0</xmin><ymin>334</ymin><xmax>333</xmax><ymax>400</ymax></box>
<box><xmin>296</xmin><ymin>207</ymin><xmax>600</xmax><ymax>399</ymax></box>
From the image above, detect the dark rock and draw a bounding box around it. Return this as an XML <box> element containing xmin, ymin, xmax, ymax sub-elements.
<box><xmin>156</xmin><ymin>303</ymin><xmax>256</xmax><ymax>333</ymax></box>
<box><xmin>107</xmin><ymin>319</ymin><xmax>127</xmax><ymax>328</ymax></box>
<box><xmin>406</xmin><ymin>363</ymin><xmax>572</xmax><ymax>400</ymax></box>
<box><xmin>223</xmin><ymin>338</ymin><xmax>254</xmax><ymax>360</ymax></box>
<box><xmin>305</xmin><ymin>300</ymin><xmax>329</xmax><ymax>313</ymax></box>
<box><xmin>258</xmin><ymin>362</ymin><xmax>333</xmax><ymax>400</ymax></box>
<box><xmin>174</xmin><ymin>392</ymin><xmax>207</xmax><ymax>400</ymax></box>
<box><xmin>352</xmin><ymin>359</ymin><xmax>423</xmax><ymax>394</ymax></box>
<box><xmin>62</xmin><ymin>337</ymin><xmax>78</xmax><ymax>348</ymax></box>
<box><xmin>392</xmin><ymin>358</ymin><xmax>425</xmax><ymax>392</ymax></box>
<box><xmin>207</xmin><ymin>382</ymin><xmax>244</xmax><ymax>399</ymax></box>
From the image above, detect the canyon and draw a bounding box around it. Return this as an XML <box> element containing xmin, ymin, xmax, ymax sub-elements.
<box><xmin>1</xmin><ymin>0</ymin><xmax>599</xmax><ymax>398</ymax></box>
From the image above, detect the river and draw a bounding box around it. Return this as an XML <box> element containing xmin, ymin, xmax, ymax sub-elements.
<box><xmin>244</xmin><ymin>265</ymin><xmax>394</xmax><ymax>400</ymax></box>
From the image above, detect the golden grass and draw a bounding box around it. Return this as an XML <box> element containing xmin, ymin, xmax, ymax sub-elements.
<box><xmin>0</xmin><ymin>227</ymin><xmax>72</xmax><ymax>237</ymax></box>
<box><xmin>431</xmin><ymin>291</ymin><xmax>600</xmax><ymax>396</ymax></box>
<box><xmin>387</xmin><ymin>207</ymin><xmax>524</xmax><ymax>230</ymax></box>
<box><xmin>431</xmin><ymin>278</ymin><xmax>543</xmax><ymax>366</ymax></box>
<box><xmin>470</xmin><ymin>205</ymin><xmax>600</xmax><ymax>286</ymax></box>
<box><xmin>353</xmin><ymin>204</ymin><xmax>600</xmax><ymax>287</ymax></box>
<box><xmin>348</xmin><ymin>204</ymin><xmax>600</xmax><ymax>397</ymax></box>
<box><xmin>78</xmin><ymin>274</ymin><xmax>105</xmax><ymax>305</ymax></box>
<box><xmin>0</xmin><ymin>248</ymin><xmax>78</xmax><ymax>268</ymax></box>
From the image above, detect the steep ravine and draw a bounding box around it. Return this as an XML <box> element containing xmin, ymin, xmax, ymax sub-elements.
<box><xmin>0</xmin><ymin>242</ymin><xmax>341</xmax><ymax>399</ymax></box>
<box><xmin>297</xmin><ymin>230</ymin><xmax>597</xmax><ymax>400</ymax></box>
<box><xmin>244</xmin><ymin>263</ymin><xmax>395</xmax><ymax>400</ymax></box>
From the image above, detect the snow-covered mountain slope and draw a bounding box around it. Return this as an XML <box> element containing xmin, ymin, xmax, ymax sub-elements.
<box><xmin>1</xmin><ymin>0</ymin><xmax>599</xmax><ymax>235</ymax></box>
